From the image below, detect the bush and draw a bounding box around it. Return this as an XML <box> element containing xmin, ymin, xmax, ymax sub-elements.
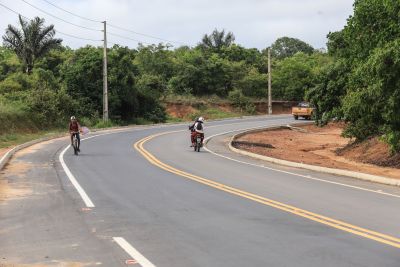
<box><xmin>93</xmin><ymin>119</ymin><xmax>116</xmax><ymax>129</ymax></box>
<box><xmin>237</xmin><ymin>68</ymin><xmax>267</xmax><ymax>98</ymax></box>
<box><xmin>0</xmin><ymin>98</ymin><xmax>37</xmax><ymax>134</ymax></box>
<box><xmin>144</xmin><ymin>105</ymin><xmax>167</xmax><ymax>123</ymax></box>
<box><xmin>228</xmin><ymin>89</ymin><xmax>256</xmax><ymax>114</ymax></box>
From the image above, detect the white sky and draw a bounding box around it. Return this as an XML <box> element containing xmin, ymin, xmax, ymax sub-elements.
<box><xmin>0</xmin><ymin>0</ymin><xmax>354</xmax><ymax>50</ymax></box>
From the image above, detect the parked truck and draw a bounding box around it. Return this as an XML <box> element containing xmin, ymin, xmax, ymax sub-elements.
<box><xmin>292</xmin><ymin>102</ymin><xmax>314</xmax><ymax>120</ymax></box>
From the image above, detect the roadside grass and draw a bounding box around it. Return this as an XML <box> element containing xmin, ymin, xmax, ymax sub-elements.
<box><xmin>163</xmin><ymin>94</ymin><xmax>230</xmax><ymax>105</ymax></box>
<box><xmin>166</xmin><ymin>115</ymin><xmax>185</xmax><ymax>123</ymax></box>
<box><xmin>0</xmin><ymin>117</ymin><xmax>163</xmax><ymax>150</ymax></box>
<box><xmin>165</xmin><ymin>104</ymin><xmax>248</xmax><ymax>123</ymax></box>
<box><xmin>0</xmin><ymin>129</ymin><xmax>65</xmax><ymax>149</ymax></box>
<box><xmin>190</xmin><ymin>107</ymin><xmax>243</xmax><ymax>120</ymax></box>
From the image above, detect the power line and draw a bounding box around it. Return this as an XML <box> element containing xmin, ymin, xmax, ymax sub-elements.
<box><xmin>108</xmin><ymin>32</ymin><xmax>154</xmax><ymax>46</ymax></box>
<box><xmin>20</xmin><ymin>0</ymin><xmax>101</xmax><ymax>32</ymax></box>
<box><xmin>3</xmin><ymin>1</ymin><xmax>186</xmax><ymax>46</ymax></box>
<box><xmin>40</xmin><ymin>0</ymin><xmax>101</xmax><ymax>23</ymax></box>
<box><xmin>108</xmin><ymin>23</ymin><xmax>186</xmax><ymax>46</ymax></box>
<box><xmin>57</xmin><ymin>31</ymin><xmax>101</xmax><ymax>42</ymax></box>
<box><xmin>37</xmin><ymin>0</ymin><xmax>188</xmax><ymax>46</ymax></box>
<box><xmin>0</xmin><ymin>2</ymin><xmax>102</xmax><ymax>42</ymax></box>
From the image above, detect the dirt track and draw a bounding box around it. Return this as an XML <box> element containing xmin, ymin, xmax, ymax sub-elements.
<box><xmin>236</xmin><ymin>123</ymin><xmax>400</xmax><ymax>179</ymax></box>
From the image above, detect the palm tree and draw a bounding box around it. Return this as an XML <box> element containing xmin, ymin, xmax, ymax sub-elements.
<box><xmin>2</xmin><ymin>15</ymin><xmax>62</xmax><ymax>74</ymax></box>
<box><xmin>200</xmin><ymin>29</ymin><xmax>235</xmax><ymax>52</ymax></box>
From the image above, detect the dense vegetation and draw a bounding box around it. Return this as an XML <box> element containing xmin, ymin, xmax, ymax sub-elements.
<box><xmin>0</xmin><ymin>18</ymin><xmax>327</xmax><ymax>136</ymax></box>
<box><xmin>307</xmin><ymin>0</ymin><xmax>400</xmax><ymax>152</ymax></box>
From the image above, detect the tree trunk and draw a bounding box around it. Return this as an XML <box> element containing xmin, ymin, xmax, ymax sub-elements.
<box><xmin>26</xmin><ymin>64</ymin><xmax>33</xmax><ymax>75</ymax></box>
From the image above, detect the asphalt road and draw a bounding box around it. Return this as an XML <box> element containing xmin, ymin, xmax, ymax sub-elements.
<box><xmin>1</xmin><ymin>115</ymin><xmax>400</xmax><ymax>266</ymax></box>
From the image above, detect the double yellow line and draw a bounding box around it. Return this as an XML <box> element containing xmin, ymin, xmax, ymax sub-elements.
<box><xmin>134</xmin><ymin>131</ymin><xmax>400</xmax><ymax>249</ymax></box>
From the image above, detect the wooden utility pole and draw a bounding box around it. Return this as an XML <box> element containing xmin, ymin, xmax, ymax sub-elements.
<box><xmin>102</xmin><ymin>21</ymin><xmax>109</xmax><ymax>122</ymax></box>
<box><xmin>267</xmin><ymin>48</ymin><xmax>272</xmax><ymax>115</ymax></box>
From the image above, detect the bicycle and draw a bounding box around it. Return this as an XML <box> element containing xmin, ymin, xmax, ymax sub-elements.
<box><xmin>71</xmin><ymin>132</ymin><xmax>79</xmax><ymax>155</ymax></box>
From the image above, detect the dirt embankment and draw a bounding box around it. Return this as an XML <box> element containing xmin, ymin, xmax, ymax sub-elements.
<box><xmin>235</xmin><ymin>123</ymin><xmax>400</xmax><ymax>179</ymax></box>
<box><xmin>164</xmin><ymin>101</ymin><xmax>295</xmax><ymax>120</ymax></box>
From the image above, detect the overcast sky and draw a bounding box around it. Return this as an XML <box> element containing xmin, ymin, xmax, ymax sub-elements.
<box><xmin>0</xmin><ymin>0</ymin><xmax>354</xmax><ymax>50</ymax></box>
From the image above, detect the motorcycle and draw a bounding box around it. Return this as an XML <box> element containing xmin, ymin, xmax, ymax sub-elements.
<box><xmin>189</xmin><ymin>124</ymin><xmax>204</xmax><ymax>152</ymax></box>
<box><xmin>193</xmin><ymin>132</ymin><xmax>203</xmax><ymax>152</ymax></box>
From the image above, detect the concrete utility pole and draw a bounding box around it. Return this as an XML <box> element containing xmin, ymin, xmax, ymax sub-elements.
<box><xmin>102</xmin><ymin>21</ymin><xmax>109</xmax><ymax>122</ymax></box>
<box><xmin>267</xmin><ymin>48</ymin><xmax>272</xmax><ymax>115</ymax></box>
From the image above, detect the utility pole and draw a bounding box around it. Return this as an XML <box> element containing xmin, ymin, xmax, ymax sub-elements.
<box><xmin>267</xmin><ymin>48</ymin><xmax>272</xmax><ymax>115</ymax></box>
<box><xmin>102</xmin><ymin>21</ymin><xmax>109</xmax><ymax>122</ymax></box>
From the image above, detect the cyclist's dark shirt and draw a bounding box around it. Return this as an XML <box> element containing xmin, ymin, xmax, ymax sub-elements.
<box><xmin>69</xmin><ymin>121</ymin><xmax>79</xmax><ymax>132</ymax></box>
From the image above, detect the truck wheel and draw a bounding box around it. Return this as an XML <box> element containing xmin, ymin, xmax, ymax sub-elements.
<box><xmin>294</xmin><ymin>115</ymin><xmax>298</xmax><ymax>120</ymax></box>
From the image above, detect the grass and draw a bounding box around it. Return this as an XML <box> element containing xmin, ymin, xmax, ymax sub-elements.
<box><xmin>191</xmin><ymin>107</ymin><xmax>243</xmax><ymax>120</ymax></box>
<box><xmin>0</xmin><ymin>117</ymin><xmax>159</xmax><ymax>150</ymax></box>
<box><xmin>166</xmin><ymin>115</ymin><xmax>185</xmax><ymax>123</ymax></box>
<box><xmin>163</xmin><ymin>94</ymin><xmax>230</xmax><ymax>105</ymax></box>
<box><xmin>0</xmin><ymin>129</ymin><xmax>65</xmax><ymax>149</ymax></box>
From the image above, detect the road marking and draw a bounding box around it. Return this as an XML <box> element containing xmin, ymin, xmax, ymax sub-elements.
<box><xmin>0</xmin><ymin>147</ymin><xmax>13</xmax><ymax>164</ymax></box>
<box><xmin>59</xmin><ymin>132</ymin><xmax>129</xmax><ymax>208</ymax></box>
<box><xmin>126</xmin><ymin>259</ymin><xmax>138</xmax><ymax>265</ymax></box>
<box><xmin>57</xmin><ymin>119</ymin><xmax>287</xmax><ymax>209</ymax></box>
<box><xmin>134</xmin><ymin>132</ymin><xmax>400</xmax><ymax>249</ymax></box>
<box><xmin>203</xmin><ymin>131</ymin><xmax>400</xmax><ymax>199</ymax></box>
<box><xmin>59</xmin><ymin>144</ymin><xmax>95</xmax><ymax>208</ymax></box>
<box><xmin>113</xmin><ymin>237</ymin><xmax>156</xmax><ymax>267</ymax></box>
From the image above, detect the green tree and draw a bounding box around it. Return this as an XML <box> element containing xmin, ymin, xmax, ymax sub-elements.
<box><xmin>169</xmin><ymin>48</ymin><xmax>236</xmax><ymax>96</ymax></box>
<box><xmin>269</xmin><ymin>37</ymin><xmax>314</xmax><ymax>59</ymax></box>
<box><xmin>341</xmin><ymin>39</ymin><xmax>400</xmax><ymax>151</ymax></box>
<box><xmin>199</xmin><ymin>29</ymin><xmax>235</xmax><ymax>52</ymax></box>
<box><xmin>0</xmin><ymin>47</ymin><xmax>21</xmax><ymax>80</ymax></box>
<box><xmin>62</xmin><ymin>46</ymin><xmax>103</xmax><ymax>116</ymax></box>
<box><xmin>134</xmin><ymin>44</ymin><xmax>174</xmax><ymax>80</ymax></box>
<box><xmin>36</xmin><ymin>46</ymin><xmax>72</xmax><ymax>78</ymax></box>
<box><xmin>272</xmin><ymin>52</ymin><xmax>313</xmax><ymax>101</ymax></box>
<box><xmin>62</xmin><ymin>45</ymin><xmax>166</xmax><ymax>123</ymax></box>
<box><xmin>312</xmin><ymin>0</ymin><xmax>400</xmax><ymax>151</ymax></box>
<box><xmin>237</xmin><ymin>68</ymin><xmax>267</xmax><ymax>98</ymax></box>
<box><xmin>306</xmin><ymin>59</ymin><xmax>349</xmax><ymax>125</ymax></box>
<box><xmin>338</xmin><ymin>0</ymin><xmax>400</xmax><ymax>62</ymax></box>
<box><xmin>2</xmin><ymin>15</ymin><xmax>62</xmax><ymax>74</ymax></box>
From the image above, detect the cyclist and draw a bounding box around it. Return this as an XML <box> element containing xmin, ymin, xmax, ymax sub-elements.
<box><xmin>69</xmin><ymin>116</ymin><xmax>81</xmax><ymax>152</ymax></box>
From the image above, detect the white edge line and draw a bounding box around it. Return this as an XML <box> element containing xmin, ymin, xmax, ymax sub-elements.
<box><xmin>58</xmin><ymin>132</ymin><xmax>122</xmax><ymax>208</ymax></box>
<box><xmin>113</xmin><ymin>237</ymin><xmax>156</xmax><ymax>267</ymax></box>
<box><xmin>203</xmin><ymin>128</ymin><xmax>400</xmax><ymax>199</ymax></box>
<box><xmin>0</xmin><ymin>147</ymin><xmax>14</xmax><ymax>164</ymax></box>
<box><xmin>59</xmin><ymin>144</ymin><xmax>95</xmax><ymax>208</ymax></box>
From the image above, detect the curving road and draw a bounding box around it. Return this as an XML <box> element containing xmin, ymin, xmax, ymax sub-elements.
<box><xmin>1</xmin><ymin>115</ymin><xmax>400</xmax><ymax>266</ymax></box>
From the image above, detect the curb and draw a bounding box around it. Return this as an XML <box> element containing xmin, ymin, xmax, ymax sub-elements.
<box><xmin>228</xmin><ymin>125</ymin><xmax>400</xmax><ymax>187</ymax></box>
<box><xmin>0</xmin><ymin>124</ymin><xmax>146</xmax><ymax>172</ymax></box>
<box><xmin>0</xmin><ymin>133</ymin><xmax>67</xmax><ymax>171</ymax></box>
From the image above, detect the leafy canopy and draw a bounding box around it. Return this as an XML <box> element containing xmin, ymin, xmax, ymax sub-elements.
<box><xmin>2</xmin><ymin>15</ymin><xmax>62</xmax><ymax>74</ymax></box>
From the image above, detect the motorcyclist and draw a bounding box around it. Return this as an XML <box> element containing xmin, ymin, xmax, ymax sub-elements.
<box><xmin>189</xmin><ymin>117</ymin><xmax>205</xmax><ymax>147</ymax></box>
<box><xmin>69</xmin><ymin>116</ymin><xmax>81</xmax><ymax>152</ymax></box>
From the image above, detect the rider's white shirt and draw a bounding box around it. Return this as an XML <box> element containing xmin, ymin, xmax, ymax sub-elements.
<box><xmin>194</xmin><ymin>122</ymin><xmax>204</xmax><ymax>133</ymax></box>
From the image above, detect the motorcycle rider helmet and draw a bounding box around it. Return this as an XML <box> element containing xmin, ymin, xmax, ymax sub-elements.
<box><xmin>70</xmin><ymin>116</ymin><xmax>76</xmax><ymax>120</ymax></box>
<box><xmin>198</xmin><ymin>117</ymin><xmax>204</xmax><ymax>122</ymax></box>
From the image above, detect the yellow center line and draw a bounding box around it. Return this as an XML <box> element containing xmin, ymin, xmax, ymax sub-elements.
<box><xmin>134</xmin><ymin>131</ymin><xmax>400</xmax><ymax>249</ymax></box>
